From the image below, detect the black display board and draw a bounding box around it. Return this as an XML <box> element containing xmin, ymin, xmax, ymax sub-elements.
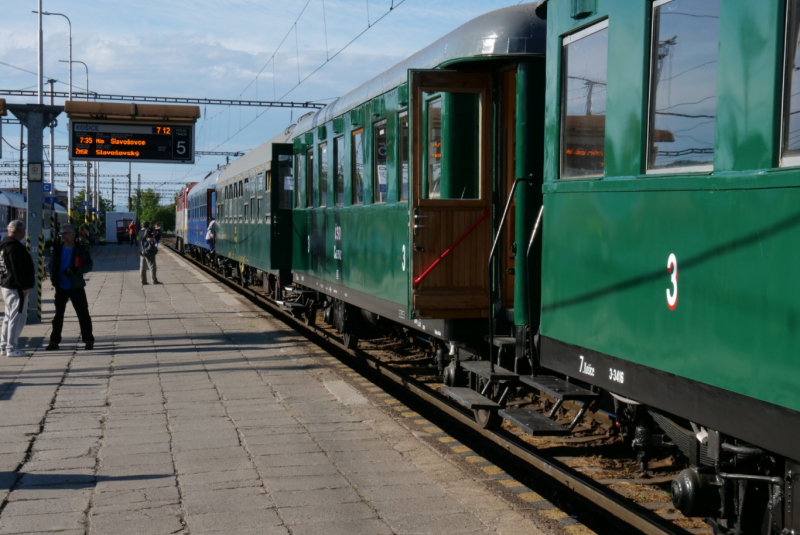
<box><xmin>69</xmin><ymin>121</ymin><xmax>194</xmax><ymax>163</ymax></box>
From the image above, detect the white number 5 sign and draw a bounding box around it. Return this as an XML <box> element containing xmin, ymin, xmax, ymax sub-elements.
<box><xmin>666</xmin><ymin>253</ymin><xmax>678</xmax><ymax>310</ymax></box>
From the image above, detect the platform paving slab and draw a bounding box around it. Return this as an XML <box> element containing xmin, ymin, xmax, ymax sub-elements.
<box><xmin>0</xmin><ymin>245</ymin><xmax>560</xmax><ymax>535</ymax></box>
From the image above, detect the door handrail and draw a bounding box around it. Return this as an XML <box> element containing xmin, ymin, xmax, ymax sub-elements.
<box><xmin>488</xmin><ymin>176</ymin><xmax>536</xmax><ymax>373</ymax></box>
<box><xmin>413</xmin><ymin>206</ymin><xmax>490</xmax><ymax>288</ymax></box>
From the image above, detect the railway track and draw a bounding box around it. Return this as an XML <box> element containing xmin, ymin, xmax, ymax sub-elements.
<box><xmin>164</xmin><ymin>239</ymin><xmax>711</xmax><ymax>535</ymax></box>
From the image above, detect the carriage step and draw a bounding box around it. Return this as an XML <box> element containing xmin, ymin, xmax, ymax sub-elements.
<box><xmin>275</xmin><ymin>300</ymin><xmax>304</xmax><ymax>310</ymax></box>
<box><xmin>519</xmin><ymin>375</ymin><xmax>599</xmax><ymax>401</ymax></box>
<box><xmin>486</xmin><ymin>336</ymin><xmax>516</xmax><ymax>350</ymax></box>
<box><xmin>441</xmin><ymin>387</ymin><xmax>500</xmax><ymax>410</ymax></box>
<box><xmin>460</xmin><ymin>360</ymin><xmax>518</xmax><ymax>382</ymax></box>
<box><xmin>499</xmin><ymin>408</ymin><xmax>572</xmax><ymax>436</ymax></box>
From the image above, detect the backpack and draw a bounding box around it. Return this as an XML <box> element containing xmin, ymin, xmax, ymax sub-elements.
<box><xmin>141</xmin><ymin>239</ymin><xmax>158</xmax><ymax>258</ymax></box>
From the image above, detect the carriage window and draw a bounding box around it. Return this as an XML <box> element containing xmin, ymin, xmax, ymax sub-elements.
<box><xmin>561</xmin><ymin>20</ymin><xmax>608</xmax><ymax>179</ymax></box>
<box><xmin>426</xmin><ymin>99</ymin><xmax>442</xmax><ymax>198</ymax></box>
<box><xmin>422</xmin><ymin>93</ymin><xmax>480</xmax><ymax>200</ymax></box>
<box><xmin>373</xmin><ymin>120</ymin><xmax>387</xmax><ymax>203</ymax></box>
<box><xmin>334</xmin><ymin>136</ymin><xmax>345</xmax><ymax>206</ymax></box>
<box><xmin>295</xmin><ymin>154</ymin><xmax>303</xmax><ymax>208</ymax></box>
<box><xmin>306</xmin><ymin>148</ymin><xmax>314</xmax><ymax>209</ymax></box>
<box><xmin>784</xmin><ymin>0</ymin><xmax>800</xmax><ymax>164</ymax></box>
<box><xmin>648</xmin><ymin>0</ymin><xmax>718</xmax><ymax>172</ymax></box>
<box><xmin>399</xmin><ymin>112</ymin><xmax>409</xmax><ymax>201</ymax></box>
<box><xmin>279</xmin><ymin>155</ymin><xmax>293</xmax><ymax>209</ymax></box>
<box><xmin>319</xmin><ymin>142</ymin><xmax>328</xmax><ymax>207</ymax></box>
<box><xmin>352</xmin><ymin>129</ymin><xmax>364</xmax><ymax>205</ymax></box>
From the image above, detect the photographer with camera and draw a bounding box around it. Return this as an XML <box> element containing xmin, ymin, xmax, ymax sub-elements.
<box><xmin>46</xmin><ymin>224</ymin><xmax>94</xmax><ymax>351</ymax></box>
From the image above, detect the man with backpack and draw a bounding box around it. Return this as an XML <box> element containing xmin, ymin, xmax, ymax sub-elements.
<box><xmin>0</xmin><ymin>220</ymin><xmax>35</xmax><ymax>357</ymax></box>
<box><xmin>139</xmin><ymin>221</ymin><xmax>160</xmax><ymax>285</ymax></box>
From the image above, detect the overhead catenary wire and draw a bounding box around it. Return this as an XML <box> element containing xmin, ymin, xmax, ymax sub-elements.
<box><xmin>208</xmin><ymin>0</ymin><xmax>407</xmax><ymax>152</ymax></box>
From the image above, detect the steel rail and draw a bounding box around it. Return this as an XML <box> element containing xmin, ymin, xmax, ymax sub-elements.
<box><xmin>163</xmin><ymin>241</ymin><xmax>690</xmax><ymax>535</ymax></box>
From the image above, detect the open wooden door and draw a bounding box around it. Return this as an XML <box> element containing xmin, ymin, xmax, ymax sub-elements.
<box><xmin>409</xmin><ymin>70</ymin><xmax>493</xmax><ymax>319</ymax></box>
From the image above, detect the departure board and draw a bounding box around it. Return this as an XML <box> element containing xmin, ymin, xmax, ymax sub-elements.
<box><xmin>69</xmin><ymin>121</ymin><xmax>195</xmax><ymax>164</ymax></box>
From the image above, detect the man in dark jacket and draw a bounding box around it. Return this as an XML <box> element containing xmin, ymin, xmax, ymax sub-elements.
<box><xmin>0</xmin><ymin>220</ymin><xmax>35</xmax><ymax>357</ymax></box>
<box><xmin>139</xmin><ymin>221</ymin><xmax>160</xmax><ymax>285</ymax></box>
<box><xmin>46</xmin><ymin>224</ymin><xmax>95</xmax><ymax>351</ymax></box>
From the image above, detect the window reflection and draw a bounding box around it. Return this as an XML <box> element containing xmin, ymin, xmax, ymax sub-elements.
<box><xmin>334</xmin><ymin>136</ymin><xmax>344</xmax><ymax>206</ymax></box>
<box><xmin>305</xmin><ymin>148</ymin><xmax>314</xmax><ymax>208</ymax></box>
<box><xmin>278</xmin><ymin>155</ymin><xmax>293</xmax><ymax>210</ymax></box>
<box><xmin>648</xmin><ymin>0</ymin><xmax>718</xmax><ymax>171</ymax></box>
<box><xmin>561</xmin><ymin>22</ymin><xmax>608</xmax><ymax>179</ymax></box>
<box><xmin>319</xmin><ymin>142</ymin><xmax>328</xmax><ymax>207</ymax></box>
<box><xmin>352</xmin><ymin>129</ymin><xmax>364</xmax><ymax>205</ymax></box>
<box><xmin>373</xmin><ymin>120</ymin><xmax>387</xmax><ymax>203</ymax></box>
<box><xmin>427</xmin><ymin>99</ymin><xmax>442</xmax><ymax>198</ymax></box>
<box><xmin>399</xmin><ymin>112</ymin><xmax>409</xmax><ymax>201</ymax></box>
<box><xmin>785</xmin><ymin>0</ymin><xmax>800</xmax><ymax>161</ymax></box>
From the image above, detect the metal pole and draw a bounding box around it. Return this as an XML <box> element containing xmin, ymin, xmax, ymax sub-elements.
<box><xmin>48</xmin><ymin>80</ymin><xmax>55</xmax><ymax>189</ymax></box>
<box><xmin>85</xmin><ymin>161</ymin><xmax>90</xmax><ymax>224</ymax></box>
<box><xmin>37</xmin><ymin>0</ymin><xmax>43</xmax><ymax>105</ymax></box>
<box><xmin>137</xmin><ymin>173</ymin><xmax>141</xmax><ymax>222</ymax></box>
<box><xmin>111</xmin><ymin>176</ymin><xmax>114</xmax><ymax>213</ymax></box>
<box><xmin>18</xmin><ymin>124</ymin><xmax>24</xmax><ymax>193</ymax></box>
<box><xmin>94</xmin><ymin>162</ymin><xmax>99</xmax><ymax>222</ymax></box>
<box><xmin>48</xmin><ymin>80</ymin><xmax>55</xmax><ymax>240</ymax></box>
<box><xmin>127</xmin><ymin>163</ymin><xmax>131</xmax><ymax>211</ymax></box>
<box><xmin>39</xmin><ymin>11</ymin><xmax>73</xmax><ymax>221</ymax></box>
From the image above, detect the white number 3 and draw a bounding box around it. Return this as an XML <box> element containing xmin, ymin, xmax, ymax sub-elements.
<box><xmin>666</xmin><ymin>253</ymin><xmax>678</xmax><ymax>310</ymax></box>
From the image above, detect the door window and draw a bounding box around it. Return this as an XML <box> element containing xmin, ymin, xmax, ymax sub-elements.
<box><xmin>561</xmin><ymin>20</ymin><xmax>609</xmax><ymax>179</ymax></box>
<box><xmin>423</xmin><ymin>94</ymin><xmax>480</xmax><ymax>200</ymax></box>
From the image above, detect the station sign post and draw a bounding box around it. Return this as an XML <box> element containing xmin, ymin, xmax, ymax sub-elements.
<box><xmin>4</xmin><ymin>102</ymin><xmax>63</xmax><ymax>324</ymax></box>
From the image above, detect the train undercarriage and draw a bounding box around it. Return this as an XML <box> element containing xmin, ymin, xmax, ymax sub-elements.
<box><xmin>180</xmin><ymin>243</ymin><xmax>798</xmax><ymax>535</ymax></box>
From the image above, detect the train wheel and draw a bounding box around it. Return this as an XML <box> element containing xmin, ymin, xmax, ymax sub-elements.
<box><xmin>342</xmin><ymin>330</ymin><xmax>358</xmax><ymax>350</ymax></box>
<box><xmin>303</xmin><ymin>302</ymin><xmax>316</xmax><ymax>326</ymax></box>
<box><xmin>473</xmin><ymin>409</ymin><xmax>501</xmax><ymax>430</ymax></box>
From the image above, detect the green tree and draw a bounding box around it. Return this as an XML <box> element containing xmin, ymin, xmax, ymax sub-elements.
<box><xmin>73</xmin><ymin>189</ymin><xmax>112</xmax><ymax>225</ymax></box>
<box><xmin>131</xmin><ymin>188</ymin><xmax>176</xmax><ymax>232</ymax></box>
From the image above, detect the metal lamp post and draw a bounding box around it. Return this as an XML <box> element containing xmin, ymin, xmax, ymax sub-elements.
<box><xmin>39</xmin><ymin>10</ymin><xmax>74</xmax><ymax>222</ymax></box>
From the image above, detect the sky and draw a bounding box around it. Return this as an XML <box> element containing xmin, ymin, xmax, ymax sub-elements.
<box><xmin>1</xmin><ymin>0</ymin><xmax>530</xmax><ymax>207</ymax></box>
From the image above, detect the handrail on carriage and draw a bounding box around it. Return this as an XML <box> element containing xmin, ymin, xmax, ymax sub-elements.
<box><xmin>487</xmin><ymin>175</ymin><xmax>537</xmax><ymax>373</ymax></box>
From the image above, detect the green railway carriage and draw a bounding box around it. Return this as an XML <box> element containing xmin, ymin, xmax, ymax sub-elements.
<box><xmin>215</xmin><ymin>127</ymin><xmax>295</xmax><ymax>288</ymax></box>
<box><xmin>538</xmin><ymin>0</ymin><xmax>800</xmax><ymax>531</ymax></box>
<box><xmin>289</xmin><ymin>5</ymin><xmax>547</xmax><ymax>347</ymax></box>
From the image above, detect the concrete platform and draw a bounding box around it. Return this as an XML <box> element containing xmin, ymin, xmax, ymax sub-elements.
<box><xmin>0</xmin><ymin>245</ymin><xmax>564</xmax><ymax>535</ymax></box>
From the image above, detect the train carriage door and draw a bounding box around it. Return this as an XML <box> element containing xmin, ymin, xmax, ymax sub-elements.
<box><xmin>270</xmin><ymin>143</ymin><xmax>294</xmax><ymax>269</ymax></box>
<box><xmin>409</xmin><ymin>70</ymin><xmax>492</xmax><ymax>318</ymax></box>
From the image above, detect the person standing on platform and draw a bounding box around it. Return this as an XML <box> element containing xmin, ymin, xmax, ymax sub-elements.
<box><xmin>46</xmin><ymin>224</ymin><xmax>95</xmax><ymax>351</ymax></box>
<box><xmin>128</xmin><ymin>221</ymin><xmax>137</xmax><ymax>247</ymax></box>
<box><xmin>0</xmin><ymin>220</ymin><xmax>34</xmax><ymax>357</ymax></box>
<box><xmin>139</xmin><ymin>221</ymin><xmax>160</xmax><ymax>285</ymax></box>
<box><xmin>205</xmin><ymin>217</ymin><xmax>216</xmax><ymax>253</ymax></box>
<box><xmin>152</xmin><ymin>223</ymin><xmax>162</xmax><ymax>247</ymax></box>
